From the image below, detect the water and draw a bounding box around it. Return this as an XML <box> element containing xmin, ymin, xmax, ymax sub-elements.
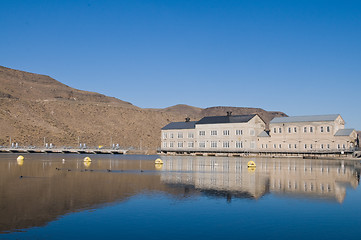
<box><xmin>0</xmin><ymin>154</ymin><xmax>360</xmax><ymax>239</ymax></box>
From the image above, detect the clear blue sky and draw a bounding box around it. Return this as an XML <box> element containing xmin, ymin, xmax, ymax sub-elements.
<box><xmin>1</xmin><ymin>0</ymin><xmax>361</xmax><ymax>129</ymax></box>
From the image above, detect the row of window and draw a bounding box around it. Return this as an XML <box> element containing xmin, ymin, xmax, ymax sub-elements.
<box><xmin>163</xmin><ymin>129</ymin><xmax>254</xmax><ymax>139</ymax></box>
<box><xmin>271</xmin><ymin>181</ymin><xmax>332</xmax><ymax>193</ymax></box>
<box><xmin>163</xmin><ymin>141</ymin><xmax>256</xmax><ymax>149</ymax></box>
<box><xmin>261</xmin><ymin>143</ymin><xmax>347</xmax><ymax>149</ymax></box>
<box><xmin>273</xmin><ymin>126</ymin><xmax>332</xmax><ymax>134</ymax></box>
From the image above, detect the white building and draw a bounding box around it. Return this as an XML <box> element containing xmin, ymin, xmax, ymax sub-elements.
<box><xmin>161</xmin><ymin>113</ymin><xmax>266</xmax><ymax>153</ymax></box>
<box><xmin>161</xmin><ymin>113</ymin><xmax>358</xmax><ymax>154</ymax></box>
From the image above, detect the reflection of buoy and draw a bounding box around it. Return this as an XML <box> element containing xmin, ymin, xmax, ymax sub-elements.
<box><xmin>84</xmin><ymin>157</ymin><xmax>92</xmax><ymax>162</ymax></box>
<box><xmin>83</xmin><ymin>161</ymin><xmax>91</xmax><ymax>168</ymax></box>
<box><xmin>17</xmin><ymin>156</ymin><xmax>24</xmax><ymax>166</ymax></box>
<box><xmin>155</xmin><ymin>158</ymin><xmax>163</xmax><ymax>164</ymax></box>
<box><xmin>247</xmin><ymin>161</ymin><xmax>256</xmax><ymax>168</ymax></box>
<box><xmin>248</xmin><ymin>167</ymin><xmax>256</xmax><ymax>174</ymax></box>
<box><xmin>155</xmin><ymin>163</ymin><xmax>163</xmax><ymax>170</ymax></box>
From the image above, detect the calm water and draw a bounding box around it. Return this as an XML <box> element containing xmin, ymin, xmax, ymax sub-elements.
<box><xmin>0</xmin><ymin>154</ymin><xmax>361</xmax><ymax>240</ymax></box>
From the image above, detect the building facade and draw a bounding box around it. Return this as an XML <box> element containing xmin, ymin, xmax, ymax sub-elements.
<box><xmin>161</xmin><ymin>113</ymin><xmax>266</xmax><ymax>153</ymax></box>
<box><xmin>161</xmin><ymin>113</ymin><xmax>358</xmax><ymax>154</ymax></box>
<box><xmin>258</xmin><ymin>114</ymin><xmax>358</xmax><ymax>152</ymax></box>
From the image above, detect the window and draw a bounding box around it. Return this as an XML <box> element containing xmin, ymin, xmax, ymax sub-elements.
<box><xmin>250</xmin><ymin>129</ymin><xmax>255</xmax><ymax>136</ymax></box>
<box><xmin>211</xmin><ymin>141</ymin><xmax>218</xmax><ymax>148</ymax></box>
<box><xmin>342</xmin><ymin>144</ymin><xmax>345</xmax><ymax>149</ymax></box>
<box><xmin>310</xmin><ymin>144</ymin><xmax>313</xmax><ymax>149</ymax></box>
<box><xmin>273</xmin><ymin>128</ymin><xmax>277</xmax><ymax>133</ymax></box>
<box><xmin>288</xmin><ymin>128</ymin><xmax>291</xmax><ymax>133</ymax></box>
<box><xmin>279</xmin><ymin>144</ymin><xmax>282</xmax><ymax>149</ymax></box>
<box><xmin>199</xmin><ymin>142</ymin><xmax>205</xmax><ymax>148</ymax></box>
<box><xmin>223</xmin><ymin>141</ymin><xmax>230</xmax><ymax>148</ymax></box>
<box><xmin>273</xmin><ymin>144</ymin><xmax>277</xmax><ymax>149</ymax></box>
<box><xmin>210</xmin><ymin>130</ymin><xmax>218</xmax><ymax>136</ymax></box>
<box><xmin>326</xmin><ymin>126</ymin><xmax>330</xmax><ymax>132</ymax></box>
<box><xmin>178</xmin><ymin>142</ymin><xmax>183</xmax><ymax>148</ymax></box>
<box><xmin>178</xmin><ymin>132</ymin><xmax>183</xmax><ymax>138</ymax></box>
<box><xmin>250</xmin><ymin>141</ymin><xmax>255</xmax><ymax>149</ymax></box>
<box><xmin>169</xmin><ymin>142</ymin><xmax>174</xmax><ymax>148</ymax></box>
<box><xmin>265</xmin><ymin>144</ymin><xmax>268</xmax><ymax>149</ymax></box>
<box><xmin>310</xmin><ymin>127</ymin><xmax>313</xmax><ymax>133</ymax></box>
<box><xmin>288</xmin><ymin>144</ymin><xmax>292</xmax><ymax>149</ymax></box>
<box><xmin>188</xmin><ymin>142</ymin><xmax>194</xmax><ymax>148</ymax></box>
<box><xmin>235</xmin><ymin>141</ymin><xmax>243</xmax><ymax>148</ymax></box>
<box><xmin>199</xmin><ymin>131</ymin><xmax>205</xmax><ymax>136</ymax></box>
<box><xmin>188</xmin><ymin>132</ymin><xmax>194</xmax><ymax>138</ymax></box>
<box><xmin>163</xmin><ymin>133</ymin><xmax>167</xmax><ymax>139</ymax></box>
<box><xmin>304</xmin><ymin>144</ymin><xmax>307</xmax><ymax>149</ymax></box>
<box><xmin>223</xmin><ymin>130</ymin><xmax>230</xmax><ymax>136</ymax></box>
<box><xmin>279</xmin><ymin>128</ymin><xmax>282</xmax><ymax>133</ymax></box>
<box><xmin>304</xmin><ymin>127</ymin><xmax>307</xmax><ymax>133</ymax></box>
<box><xmin>163</xmin><ymin>142</ymin><xmax>167</xmax><ymax>148</ymax></box>
<box><xmin>294</xmin><ymin>127</ymin><xmax>297</xmax><ymax>133</ymax></box>
<box><xmin>235</xmin><ymin>130</ymin><xmax>243</xmax><ymax>135</ymax></box>
<box><xmin>327</xmin><ymin>144</ymin><xmax>330</xmax><ymax>149</ymax></box>
<box><xmin>170</xmin><ymin>133</ymin><xmax>174</xmax><ymax>139</ymax></box>
<box><xmin>294</xmin><ymin>144</ymin><xmax>297</xmax><ymax>148</ymax></box>
<box><xmin>337</xmin><ymin>144</ymin><xmax>340</xmax><ymax>149</ymax></box>
<box><xmin>320</xmin><ymin>126</ymin><xmax>324</xmax><ymax>133</ymax></box>
<box><xmin>321</xmin><ymin>144</ymin><xmax>324</xmax><ymax>149</ymax></box>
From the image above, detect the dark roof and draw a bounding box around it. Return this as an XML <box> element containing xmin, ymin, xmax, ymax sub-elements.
<box><xmin>196</xmin><ymin>114</ymin><xmax>257</xmax><ymax>125</ymax></box>
<box><xmin>334</xmin><ymin>129</ymin><xmax>355</xmax><ymax>136</ymax></box>
<box><xmin>161</xmin><ymin>121</ymin><xmax>197</xmax><ymax>130</ymax></box>
<box><xmin>270</xmin><ymin>114</ymin><xmax>340</xmax><ymax>124</ymax></box>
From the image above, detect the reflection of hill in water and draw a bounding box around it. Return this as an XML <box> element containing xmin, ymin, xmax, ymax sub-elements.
<box><xmin>1</xmin><ymin>155</ymin><xmax>360</xmax><ymax>233</ymax></box>
<box><xmin>0</xmin><ymin>156</ymin><xmax>185</xmax><ymax>233</ymax></box>
<box><xmin>160</xmin><ymin>157</ymin><xmax>360</xmax><ymax>203</ymax></box>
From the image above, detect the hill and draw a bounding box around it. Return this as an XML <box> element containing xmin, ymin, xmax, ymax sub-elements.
<box><xmin>0</xmin><ymin>66</ymin><xmax>287</xmax><ymax>151</ymax></box>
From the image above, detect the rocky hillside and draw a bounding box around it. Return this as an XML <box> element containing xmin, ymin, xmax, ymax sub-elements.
<box><xmin>0</xmin><ymin>66</ymin><xmax>287</xmax><ymax>150</ymax></box>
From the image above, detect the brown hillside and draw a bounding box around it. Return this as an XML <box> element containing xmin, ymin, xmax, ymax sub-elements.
<box><xmin>0</xmin><ymin>66</ymin><xmax>287</xmax><ymax>150</ymax></box>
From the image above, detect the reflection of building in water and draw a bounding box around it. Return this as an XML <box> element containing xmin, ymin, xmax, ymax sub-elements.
<box><xmin>160</xmin><ymin>157</ymin><xmax>360</xmax><ymax>203</ymax></box>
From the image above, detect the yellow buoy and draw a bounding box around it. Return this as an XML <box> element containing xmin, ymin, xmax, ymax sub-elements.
<box><xmin>155</xmin><ymin>158</ymin><xmax>163</xmax><ymax>164</ymax></box>
<box><xmin>84</xmin><ymin>157</ymin><xmax>92</xmax><ymax>162</ymax></box>
<box><xmin>17</xmin><ymin>156</ymin><xmax>24</xmax><ymax>166</ymax></box>
<box><xmin>247</xmin><ymin>160</ymin><xmax>256</xmax><ymax>168</ymax></box>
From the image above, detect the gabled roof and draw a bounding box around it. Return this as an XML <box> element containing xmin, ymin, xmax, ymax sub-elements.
<box><xmin>161</xmin><ymin>121</ymin><xmax>197</xmax><ymax>130</ymax></box>
<box><xmin>196</xmin><ymin>114</ymin><xmax>258</xmax><ymax>125</ymax></box>
<box><xmin>270</xmin><ymin>114</ymin><xmax>340</xmax><ymax>124</ymax></box>
<box><xmin>334</xmin><ymin>129</ymin><xmax>355</xmax><ymax>136</ymax></box>
<box><xmin>258</xmin><ymin>131</ymin><xmax>270</xmax><ymax>137</ymax></box>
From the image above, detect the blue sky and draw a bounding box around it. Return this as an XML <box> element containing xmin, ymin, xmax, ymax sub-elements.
<box><xmin>1</xmin><ymin>0</ymin><xmax>361</xmax><ymax>129</ymax></box>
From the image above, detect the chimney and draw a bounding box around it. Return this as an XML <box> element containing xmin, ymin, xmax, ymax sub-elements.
<box><xmin>185</xmin><ymin>117</ymin><xmax>190</xmax><ymax>122</ymax></box>
<box><xmin>227</xmin><ymin>111</ymin><xmax>232</xmax><ymax>116</ymax></box>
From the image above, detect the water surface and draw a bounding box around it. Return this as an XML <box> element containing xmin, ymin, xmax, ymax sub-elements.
<box><xmin>0</xmin><ymin>154</ymin><xmax>360</xmax><ymax>239</ymax></box>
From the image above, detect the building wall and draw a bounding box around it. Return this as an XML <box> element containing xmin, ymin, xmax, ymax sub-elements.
<box><xmin>161</xmin><ymin>115</ymin><xmax>357</xmax><ymax>153</ymax></box>
<box><xmin>258</xmin><ymin>116</ymin><xmax>357</xmax><ymax>152</ymax></box>
<box><xmin>161</xmin><ymin>115</ymin><xmax>266</xmax><ymax>152</ymax></box>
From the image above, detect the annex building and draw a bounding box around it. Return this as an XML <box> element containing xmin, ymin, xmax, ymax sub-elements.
<box><xmin>160</xmin><ymin>113</ymin><xmax>358</xmax><ymax>155</ymax></box>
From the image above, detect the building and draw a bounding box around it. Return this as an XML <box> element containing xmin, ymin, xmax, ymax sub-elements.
<box><xmin>161</xmin><ymin>113</ymin><xmax>266</xmax><ymax>153</ymax></box>
<box><xmin>258</xmin><ymin>114</ymin><xmax>358</xmax><ymax>152</ymax></box>
<box><xmin>161</xmin><ymin>113</ymin><xmax>358</xmax><ymax>155</ymax></box>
